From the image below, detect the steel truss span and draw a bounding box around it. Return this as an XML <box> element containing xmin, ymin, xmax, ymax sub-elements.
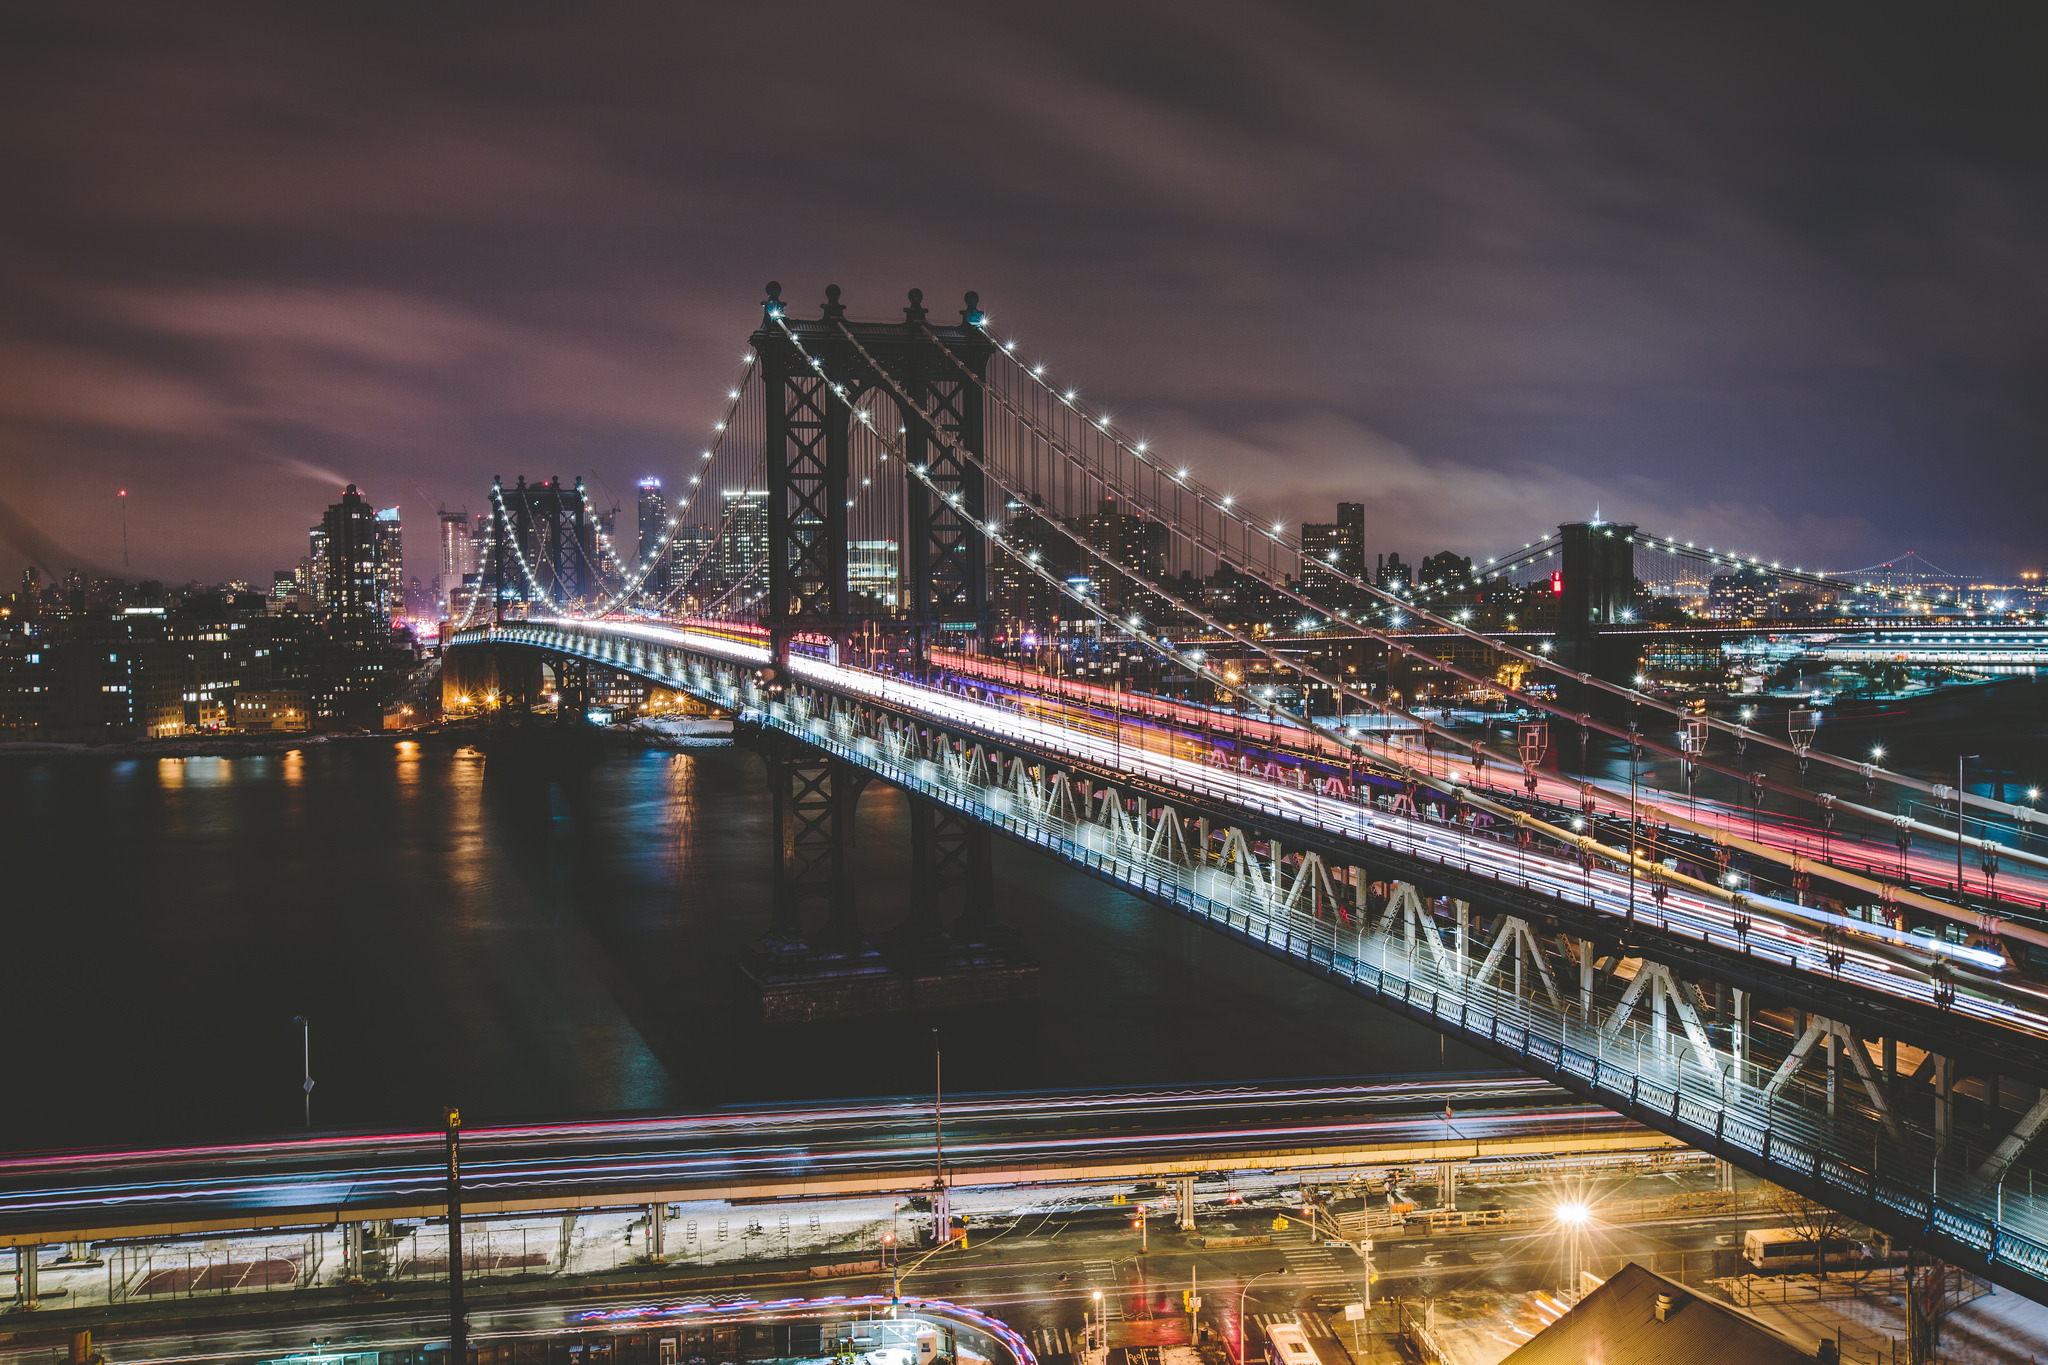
<box><xmin>442</xmin><ymin>286</ymin><xmax>2048</xmax><ymax>1304</ymax></box>
<box><xmin>458</xmin><ymin>616</ymin><xmax>2048</xmax><ymax>1304</ymax></box>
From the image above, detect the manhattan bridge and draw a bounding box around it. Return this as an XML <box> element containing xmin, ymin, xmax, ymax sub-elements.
<box><xmin>439</xmin><ymin>283</ymin><xmax>2048</xmax><ymax>1299</ymax></box>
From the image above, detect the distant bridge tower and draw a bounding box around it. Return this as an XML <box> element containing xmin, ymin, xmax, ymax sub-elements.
<box><xmin>485</xmin><ymin>476</ymin><xmax>594</xmax><ymax>616</ymax></box>
<box><xmin>1555</xmin><ymin>519</ymin><xmax>1639</xmax><ymax>702</ymax></box>
<box><xmin>1558</xmin><ymin>520</ymin><xmax>1638</xmax><ymax>629</ymax></box>
<box><xmin>750</xmin><ymin>282</ymin><xmax>994</xmax><ymax>661</ymax></box>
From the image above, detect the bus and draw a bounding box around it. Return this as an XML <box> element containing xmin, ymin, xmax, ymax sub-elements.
<box><xmin>1742</xmin><ymin>1227</ymin><xmax>1873</xmax><ymax>1274</ymax></box>
<box><xmin>1263</xmin><ymin>1321</ymin><xmax>1317</xmax><ymax>1365</ymax></box>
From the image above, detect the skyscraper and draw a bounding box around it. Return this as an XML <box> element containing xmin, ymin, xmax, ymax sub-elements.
<box><xmin>1301</xmin><ymin>522</ymin><xmax>1343</xmax><ymax>598</ymax></box>
<box><xmin>1081</xmin><ymin>497</ymin><xmax>1167</xmax><ymax>612</ymax></box>
<box><xmin>668</xmin><ymin>525</ymin><xmax>718</xmax><ymax>607</ymax></box>
<box><xmin>715</xmin><ymin>490</ymin><xmax>769</xmax><ymax>597</ymax></box>
<box><xmin>849</xmin><ymin>540</ymin><xmax>900</xmax><ymax>608</ymax></box>
<box><xmin>307</xmin><ymin>525</ymin><xmax>330</xmax><ymax>611</ymax></box>
<box><xmin>375</xmin><ymin>506</ymin><xmax>403</xmax><ymax>621</ymax></box>
<box><xmin>1335</xmin><ymin>502</ymin><xmax>1366</xmax><ymax>578</ymax></box>
<box><xmin>438</xmin><ymin>510</ymin><xmax>474</xmax><ymax>615</ymax></box>
<box><xmin>637</xmin><ymin>478</ymin><xmax>670</xmax><ymax>599</ymax></box>
<box><xmin>321</xmin><ymin>486</ymin><xmax>383</xmax><ymax>638</ymax></box>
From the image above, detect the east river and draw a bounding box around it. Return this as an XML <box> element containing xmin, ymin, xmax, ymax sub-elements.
<box><xmin>3</xmin><ymin>675</ymin><xmax>2042</xmax><ymax>1152</ymax></box>
<box><xmin>0</xmin><ymin>736</ymin><xmax>1479</xmax><ymax>1150</ymax></box>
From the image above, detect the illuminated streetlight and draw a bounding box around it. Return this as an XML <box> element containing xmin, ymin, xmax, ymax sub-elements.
<box><xmin>1555</xmin><ymin>1203</ymin><xmax>1591</xmax><ymax>1301</ymax></box>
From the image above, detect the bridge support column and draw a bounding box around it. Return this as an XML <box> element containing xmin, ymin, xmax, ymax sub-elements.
<box><xmin>648</xmin><ymin>1204</ymin><xmax>666</xmax><ymax>1262</ymax></box>
<box><xmin>1935</xmin><ymin>1055</ymin><xmax>1956</xmax><ymax>1154</ymax></box>
<box><xmin>889</xmin><ymin>790</ymin><xmax>1034</xmax><ymax>1004</ymax></box>
<box><xmin>907</xmin><ymin>796</ymin><xmax>994</xmax><ymax>934</ymax></box>
<box><xmin>1732</xmin><ymin>989</ymin><xmax>1750</xmax><ymax>1082</ymax></box>
<box><xmin>13</xmin><ymin>1246</ymin><xmax>37</xmax><ymax>1309</ymax></box>
<box><xmin>1177</xmin><ymin>1175</ymin><xmax>1196</xmax><ymax>1231</ymax></box>
<box><xmin>766</xmin><ymin>751</ymin><xmax>864</xmax><ymax>940</ymax></box>
<box><xmin>738</xmin><ymin>734</ymin><xmax>894</xmax><ymax>1023</ymax></box>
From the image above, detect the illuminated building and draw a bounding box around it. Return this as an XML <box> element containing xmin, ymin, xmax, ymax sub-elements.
<box><xmin>716</xmin><ymin>490</ymin><xmax>769</xmax><ymax>593</ymax></box>
<box><xmin>637</xmin><ymin>478</ymin><xmax>670</xmax><ymax>599</ymax></box>
<box><xmin>375</xmin><ymin>507</ymin><xmax>403</xmax><ymax>621</ymax></box>
<box><xmin>321</xmin><ymin>485</ymin><xmax>383</xmax><ymax>638</ymax></box>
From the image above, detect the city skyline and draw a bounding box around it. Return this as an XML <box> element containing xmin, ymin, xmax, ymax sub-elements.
<box><xmin>3</xmin><ymin>6</ymin><xmax>2047</xmax><ymax>587</ymax></box>
<box><xmin>10</xmin><ymin>7</ymin><xmax>2048</xmax><ymax>1343</ymax></box>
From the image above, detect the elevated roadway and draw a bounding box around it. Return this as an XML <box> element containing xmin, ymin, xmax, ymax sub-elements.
<box><xmin>0</xmin><ymin>1077</ymin><xmax>1667</xmax><ymax>1247</ymax></box>
<box><xmin>453</xmin><ymin>616</ymin><xmax>2048</xmax><ymax>1300</ymax></box>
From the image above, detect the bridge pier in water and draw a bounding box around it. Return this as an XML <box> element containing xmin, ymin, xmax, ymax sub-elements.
<box><xmin>738</xmin><ymin>727</ymin><xmax>1036</xmax><ymax>1024</ymax></box>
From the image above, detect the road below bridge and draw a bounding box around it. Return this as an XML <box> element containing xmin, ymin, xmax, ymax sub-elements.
<box><xmin>0</xmin><ymin>1077</ymin><xmax>1666</xmax><ymax>1249</ymax></box>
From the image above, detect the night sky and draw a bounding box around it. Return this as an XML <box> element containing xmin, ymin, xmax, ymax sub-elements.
<box><xmin>3</xmin><ymin>3</ymin><xmax>2045</xmax><ymax>588</ymax></box>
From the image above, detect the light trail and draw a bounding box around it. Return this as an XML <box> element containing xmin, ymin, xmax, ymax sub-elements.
<box><xmin>500</xmin><ymin>617</ymin><xmax>2048</xmax><ymax>1042</ymax></box>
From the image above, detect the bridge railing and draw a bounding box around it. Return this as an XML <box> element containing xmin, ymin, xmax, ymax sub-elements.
<box><xmin>464</xmin><ymin>619</ymin><xmax>2048</xmax><ymax>1298</ymax></box>
<box><xmin>759</xmin><ymin>692</ymin><xmax>2048</xmax><ymax>1296</ymax></box>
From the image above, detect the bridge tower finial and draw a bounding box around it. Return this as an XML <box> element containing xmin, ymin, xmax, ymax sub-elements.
<box><xmin>763</xmin><ymin>281</ymin><xmax>783</xmax><ymax>321</ymax></box>
<box><xmin>904</xmin><ymin>288</ymin><xmax>927</xmax><ymax>322</ymax></box>
<box><xmin>962</xmin><ymin>290</ymin><xmax>985</xmax><ymax>326</ymax></box>
<box><xmin>821</xmin><ymin>283</ymin><xmax>846</xmax><ymax>321</ymax></box>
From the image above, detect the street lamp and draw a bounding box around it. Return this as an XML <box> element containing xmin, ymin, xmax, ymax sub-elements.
<box><xmin>292</xmin><ymin>1016</ymin><xmax>313</xmax><ymax>1127</ymax></box>
<box><xmin>1958</xmin><ymin>754</ymin><xmax>1980</xmax><ymax>896</ymax></box>
<box><xmin>1233</xmin><ymin>1270</ymin><xmax>1286</xmax><ymax>1365</ymax></box>
<box><xmin>1555</xmin><ymin>1202</ymin><xmax>1590</xmax><ymax>1301</ymax></box>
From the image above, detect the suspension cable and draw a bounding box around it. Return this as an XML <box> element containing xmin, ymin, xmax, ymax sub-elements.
<box><xmin>781</xmin><ymin>309</ymin><xmax>2029</xmax><ymax>970</ymax></box>
<box><xmin>961</xmin><ymin>319</ymin><xmax>2019</xmax><ymax>825</ymax></box>
<box><xmin>488</xmin><ymin>480</ymin><xmax>562</xmax><ymax>614</ymax></box>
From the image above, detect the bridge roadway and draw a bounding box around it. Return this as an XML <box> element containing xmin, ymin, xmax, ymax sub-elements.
<box><xmin>457</xmin><ymin>616</ymin><xmax>2048</xmax><ymax>1298</ymax></box>
<box><xmin>0</xmin><ymin>1077</ymin><xmax>1661</xmax><ymax>1247</ymax></box>
<box><xmin>514</xmin><ymin>618</ymin><xmax>2048</xmax><ymax>1058</ymax></box>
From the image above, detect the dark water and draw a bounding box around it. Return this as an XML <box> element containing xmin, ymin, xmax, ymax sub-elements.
<box><xmin>9</xmin><ymin>679</ymin><xmax>2038</xmax><ymax>1154</ymax></box>
<box><xmin>0</xmin><ymin>738</ymin><xmax>1479</xmax><ymax>1152</ymax></box>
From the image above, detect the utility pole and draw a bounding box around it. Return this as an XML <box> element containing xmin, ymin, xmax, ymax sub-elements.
<box><xmin>445</xmin><ymin>1107</ymin><xmax>466</xmax><ymax>1364</ymax></box>
<box><xmin>1627</xmin><ymin>722</ymin><xmax>1640</xmax><ymax>926</ymax></box>
<box><xmin>931</xmin><ymin>1029</ymin><xmax>948</xmax><ymax>1245</ymax></box>
<box><xmin>292</xmin><ymin>1017</ymin><xmax>313</xmax><ymax>1127</ymax></box>
<box><xmin>1959</xmin><ymin>755</ymin><xmax>1978</xmax><ymax>896</ymax></box>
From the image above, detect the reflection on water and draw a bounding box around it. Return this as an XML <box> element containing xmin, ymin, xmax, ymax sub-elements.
<box><xmin>1</xmin><ymin>737</ymin><xmax>1480</xmax><ymax>1150</ymax></box>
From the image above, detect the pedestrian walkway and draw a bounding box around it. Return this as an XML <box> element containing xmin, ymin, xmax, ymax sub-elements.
<box><xmin>1029</xmin><ymin>1326</ymin><xmax>1077</xmax><ymax>1358</ymax></box>
<box><xmin>1248</xmin><ymin>1311</ymin><xmax>1338</xmax><ymax>1339</ymax></box>
<box><xmin>1283</xmin><ymin>1241</ymin><xmax>1365</xmax><ymax>1314</ymax></box>
<box><xmin>1086</xmin><ymin>1260</ymin><xmax>1124</xmax><ymax>1321</ymax></box>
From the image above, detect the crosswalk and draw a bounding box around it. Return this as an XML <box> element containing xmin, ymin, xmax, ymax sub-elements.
<box><xmin>1280</xmin><ymin>1243</ymin><xmax>1363</xmax><ymax>1314</ymax></box>
<box><xmin>1283</xmin><ymin>1244</ymin><xmax>1343</xmax><ymax>1277</ymax></box>
<box><xmin>1029</xmin><ymin>1326</ymin><xmax>1082</xmax><ymax>1357</ymax></box>
<box><xmin>1085</xmin><ymin>1260</ymin><xmax>1123</xmax><ymax>1320</ymax></box>
<box><xmin>1247</xmin><ymin>1311</ymin><xmax>1338</xmax><ymax>1339</ymax></box>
